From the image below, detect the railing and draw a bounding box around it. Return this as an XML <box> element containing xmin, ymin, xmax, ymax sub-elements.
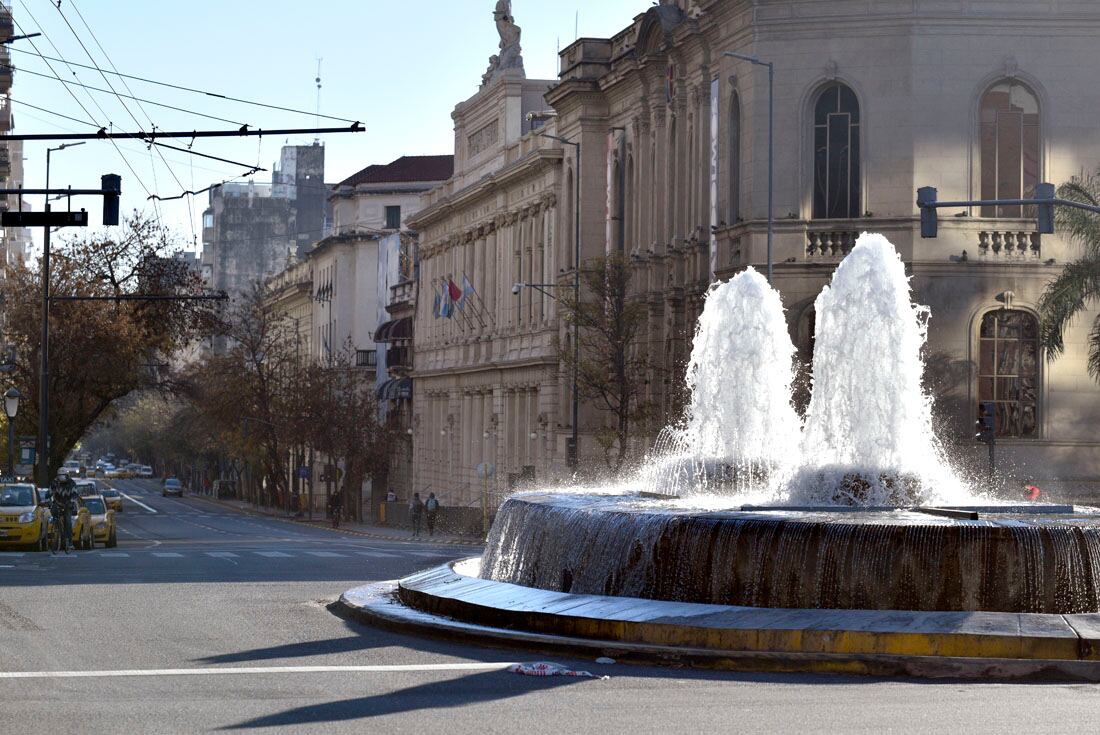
<box><xmin>389</xmin><ymin>279</ymin><xmax>416</xmax><ymax>307</ymax></box>
<box><xmin>805</xmin><ymin>229</ymin><xmax>858</xmax><ymax>259</ymax></box>
<box><xmin>977</xmin><ymin>230</ymin><xmax>1040</xmax><ymax>258</ymax></box>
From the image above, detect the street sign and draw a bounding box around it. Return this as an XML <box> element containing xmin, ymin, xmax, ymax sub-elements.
<box><xmin>17</xmin><ymin>436</ymin><xmax>35</xmax><ymax>466</ymax></box>
<box><xmin>1</xmin><ymin>210</ymin><xmax>89</xmax><ymax>227</ymax></box>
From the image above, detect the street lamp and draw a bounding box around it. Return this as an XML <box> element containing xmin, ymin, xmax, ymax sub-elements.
<box><xmin>37</xmin><ymin>141</ymin><xmax>87</xmax><ymax>487</ymax></box>
<box><xmin>723</xmin><ymin>51</ymin><xmax>774</xmax><ymax>284</ymax></box>
<box><xmin>4</xmin><ymin>387</ymin><xmax>20</xmax><ymax>478</ymax></box>
<box><xmin>537</xmin><ymin>130</ymin><xmax>581</xmax><ymax>470</ymax></box>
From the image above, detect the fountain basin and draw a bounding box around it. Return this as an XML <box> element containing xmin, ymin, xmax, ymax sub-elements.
<box><xmin>481</xmin><ymin>492</ymin><xmax>1100</xmax><ymax>614</ymax></box>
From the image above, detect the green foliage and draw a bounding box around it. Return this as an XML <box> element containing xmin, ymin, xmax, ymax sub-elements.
<box><xmin>1038</xmin><ymin>167</ymin><xmax>1100</xmax><ymax>381</ymax></box>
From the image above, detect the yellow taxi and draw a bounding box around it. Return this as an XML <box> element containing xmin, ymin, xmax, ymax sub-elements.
<box><xmin>78</xmin><ymin>495</ymin><xmax>117</xmax><ymax>548</ymax></box>
<box><xmin>45</xmin><ymin>492</ymin><xmax>93</xmax><ymax>551</ymax></box>
<box><xmin>0</xmin><ymin>483</ymin><xmax>49</xmax><ymax>551</ymax></box>
<box><xmin>100</xmin><ymin>487</ymin><xmax>124</xmax><ymax>513</ymax></box>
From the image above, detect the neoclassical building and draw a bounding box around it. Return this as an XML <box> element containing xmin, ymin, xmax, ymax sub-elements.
<box><xmin>413</xmin><ymin>0</ymin><xmax>1100</xmax><ymax>505</ymax></box>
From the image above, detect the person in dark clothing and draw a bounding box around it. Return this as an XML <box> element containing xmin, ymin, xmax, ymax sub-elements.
<box><xmin>328</xmin><ymin>491</ymin><xmax>343</xmax><ymax>529</ymax></box>
<box><xmin>50</xmin><ymin>475</ymin><xmax>77</xmax><ymax>554</ymax></box>
<box><xmin>425</xmin><ymin>492</ymin><xmax>440</xmax><ymax>536</ymax></box>
<box><xmin>409</xmin><ymin>492</ymin><xmax>424</xmax><ymax>537</ymax></box>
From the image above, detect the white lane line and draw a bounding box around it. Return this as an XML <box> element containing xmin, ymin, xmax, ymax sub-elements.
<box><xmin>0</xmin><ymin>662</ymin><xmax>519</xmax><ymax>680</ymax></box>
<box><xmin>304</xmin><ymin>551</ymin><xmax>345</xmax><ymax>558</ymax></box>
<box><xmin>151</xmin><ymin>552</ymin><xmax>183</xmax><ymax>558</ymax></box>
<box><xmin>356</xmin><ymin>551</ymin><xmax>399</xmax><ymax>558</ymax></box>
<box><xmin>99</xmin><ymin>553</ymin><xmax>129</xmax><ymax>558</ymax></box>
<box><xmin>254</xmin><ymin>551</ymin><xmax>292</xmax><ymax>558</ymax></box>
<box><xmin>119</xmin><ymin>493</ymin><xmax>157</xmax><ymax>514</ymax></box>
<box><xmin>407</xmin><ymin>551</ymin><xmax>448</xmax><ymax>558</ymax></box>
<box><xmin>205</xmin><ymin>551</ymin><xmax>238</xmax><ymax>558</ymax></box>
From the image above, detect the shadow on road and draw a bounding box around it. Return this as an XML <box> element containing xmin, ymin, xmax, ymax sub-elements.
<box><xmin>195</xmin><ymin>635</ymin><xmax>384</xmax><ymax>665</ymax></box>
<box><xmin>222</xmin><ymin>669</ymin><xmax>588</xmax><ymax>730</ymax></box>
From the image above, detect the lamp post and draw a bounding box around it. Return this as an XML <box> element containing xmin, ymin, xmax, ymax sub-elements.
<box><xmin>37</xmin><ymin>141</ymin><xmax>87</xmax><ymax>487</ymax></box>
<box><xmin>537</xmin><ymin>131</ymin><xmax>581</xmax><ymax>469</ymax></box>
<box><xmin>4</xmin><ymin>387</ymin><xmax>19</xmax><ymax>478</ymax></box>
<box><xmin>723</xmin><ymin>51</ymin><xmax>773</xmax><ymax>284</ymax></box>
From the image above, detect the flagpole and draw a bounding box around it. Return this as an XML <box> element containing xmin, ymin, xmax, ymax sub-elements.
<box><xmin>460</xmin><ymin>271</ymin><xmax>489</xmax><ymax>328</ymax></box>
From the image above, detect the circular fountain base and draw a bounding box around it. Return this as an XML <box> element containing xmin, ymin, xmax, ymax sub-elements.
<box><xmin>481</xmin><ymin>492</ymin><xmax>1100</xmax><ymax>615</ymax></box>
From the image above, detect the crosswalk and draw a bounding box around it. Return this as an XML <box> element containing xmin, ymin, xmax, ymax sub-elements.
<box><xmin>21</xmin><ymin>548</ymin><xmax>454</xmax><ymax>561</ymax></box>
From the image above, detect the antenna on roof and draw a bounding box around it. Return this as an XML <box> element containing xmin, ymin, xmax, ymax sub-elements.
<box><xmin>314</xmin><ymin>58</ymin><xmax>323</xmax><ymax>145</ymax></box>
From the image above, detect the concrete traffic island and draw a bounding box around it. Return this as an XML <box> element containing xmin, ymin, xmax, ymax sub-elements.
<box><xmin>337</xmin><ymin>557</ymin><xmax>1100</xmax><ymax>681</ymax></box>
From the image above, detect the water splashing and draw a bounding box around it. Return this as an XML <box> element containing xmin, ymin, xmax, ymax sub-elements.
<box><xmin>643</xmin><ymin>267</ymin><xmax>800</xmax><ymax>497</ymax></box>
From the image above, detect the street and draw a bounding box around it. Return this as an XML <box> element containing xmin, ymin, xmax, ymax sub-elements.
<box><xmin>0</xmin><ymin>478</ymin><xmax>1095</xmax><ymax>734</ymax></box>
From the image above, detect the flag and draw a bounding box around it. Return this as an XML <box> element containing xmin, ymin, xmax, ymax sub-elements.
<box><xmin>460</xmin><ymin>274</ymin><xmax>476</xmax><ymax>311</ymax></box>
<box><xmin>447</xmin><ymin>277</ymin><xmax>462</xmax><ymax>303</ymax></box>
<box><xmin>431</xmin><ymin>289</ymin><xmax>441</xmax><ymax>318</ymax></box>
<box><xmin>441</xmin><ymin>279</ymin><xmax>453</xmax><ymax>318</ymax></box>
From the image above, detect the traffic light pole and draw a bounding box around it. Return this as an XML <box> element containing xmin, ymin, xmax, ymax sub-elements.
<box><xmin>38</xmin><ymin>201</ymin><xmax>50</xmax><ymax>487</ymax></box>
<box><xmin>917</xmin><ymin>184</ymin><xmax>1100</xmax><ymax>238</ymax></box>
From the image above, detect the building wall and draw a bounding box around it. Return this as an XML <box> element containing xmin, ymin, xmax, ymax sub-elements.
<box><xmin>410</xmin><ymin>73</ymin><xmax>566</xmax><ymax>511</ymax></box>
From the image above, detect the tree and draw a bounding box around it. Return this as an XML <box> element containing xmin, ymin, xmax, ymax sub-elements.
<box><xmin>559</xmin><ymin>254</ymin><xmax>654</xmax><ymax>472</ymax></box>
<box><xmin>1038</xmin><ymin>167</ymin><xmax>1100</xmax><ymax>381</ymax></box>
<box><xmin>298</xmin><ymin>341</ymin><xmax>394</xmax><ymax>521</ymax></box>
<box><xmin>0</xmin><ymin>214</ymin><xmax>216</xmax><ymax>480</ymax></box>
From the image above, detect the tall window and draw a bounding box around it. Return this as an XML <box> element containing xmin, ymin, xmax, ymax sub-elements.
<box><xmin>980</xmin><ymin>81</ymin><xmax>1040</xmax><ymax>218</ymax></box>
<box><xmin>728</xmin><ymin>91</ymin><xmax>741</xmax><ymax>223</ymax></box>
<box><xmin>813</xmin><ymin>83</ymin><xmax>861</xmax><ymax>220</ymax></box>
<box><xmin>978</xmin><ymin>310</ymin><xmax>1039</xmax><ymax>438</ymax></box>
<box><xmin>384</xmin><ymin>205</ymin><xmax>402</xmax><ymax>229</ymax></box>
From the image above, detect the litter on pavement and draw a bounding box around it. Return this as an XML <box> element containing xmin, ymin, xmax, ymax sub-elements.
<box><xmin>507</xmin><ymin>661</ymin><xmax>608</xmax><ymax>680</ymax></box>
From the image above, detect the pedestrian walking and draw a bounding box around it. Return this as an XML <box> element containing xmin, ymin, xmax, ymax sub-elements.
<box><xmin>409</xmin><ymin>492</ymin><xmax>424</xmax><ymax>537</ymax></box>
<box><xmin>425</xmin><ymin>492</ymin><xmax>440</xmax><ymax>536</ymax></box>
<box><xmin>328</xmin><ymin>491</ymin><xmax>343</xmax><ymax>529</ymax></box>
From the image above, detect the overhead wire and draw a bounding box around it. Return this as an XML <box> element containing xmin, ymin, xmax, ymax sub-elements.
<box><xmin>55</xmin><ymin>0</ymin><xmax>196</xmax><ymax>242</ymax></box>
<box><xmin>11</xmin><ymin>4</ymin><xmax>156</xmax><ymax>218</ymax></box>
<box><xmin>6</xmin><ymin>45</ymin><xmax>361</xmax><ymax>124</ymax></box>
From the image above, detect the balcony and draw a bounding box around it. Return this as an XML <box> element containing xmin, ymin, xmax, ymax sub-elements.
<box><xmin>389</xmin><ymin>279</ymin><xmax>416</xmax><ymax>308</ymax></box>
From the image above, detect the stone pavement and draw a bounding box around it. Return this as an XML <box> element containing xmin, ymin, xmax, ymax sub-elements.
<box><xmin>187</xmin><ymin>493</ymin><xmax>484</xmax><ymax>546</ymax></box>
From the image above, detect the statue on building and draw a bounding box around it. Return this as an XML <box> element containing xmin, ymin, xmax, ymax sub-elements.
<box><xmin>482</xmin><ymin>0</ymin><xmax>524</xmax><ymax>87</ymax></box>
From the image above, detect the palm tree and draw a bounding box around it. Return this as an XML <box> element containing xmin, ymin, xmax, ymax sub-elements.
<box><xmin>1038</xmin><ymin>167</ymin><xmax>1100</xmax><ymax>381</ymax></box>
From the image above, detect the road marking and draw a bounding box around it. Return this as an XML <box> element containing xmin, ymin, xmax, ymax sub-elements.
<box><xmin>120</xmin><ymin>493</ymin><xmax>157</xmax><ymax>514</ymax></box>
<box><xmin>254</xmin><ymin>551</ymin><xmax>292</xmax><ymax>558</ymax></box>
<box><xmin>0</xmin><ymin>662</ymin><xmax>520</xmax><ymax>680</ymax></box>
<box><xmin>304</xmin><ymin>551</ymin><xmax>345</xmax><ymax>558</ymax></box>
<box><xmin>356</xmin><ymin>551</ymin><xmax>399</xmax><ymax>558</ymax></box>
<box><xmin>99</xmin><ymin>552</ymin><xmax>129</xmax><ymax>557</ymax></box>
<box><xmin>152</xmin><ymin>552</ymin><xmax>183</xmax><ymax>558</ymax></box>
<box><xmin>407</xmin><ymin>551</ymin><xmax>448</xmax><ymax>558</ymax></box>
<box><xmin>206</xmin><ymin>551</ymin><xmax>238</xmax><ymax>558</ymax></box>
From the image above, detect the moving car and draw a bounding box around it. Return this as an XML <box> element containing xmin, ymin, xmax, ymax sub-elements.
<box><xmin>78</xmin><ymin>495</ymin><xmax>116</xmax><ymax>548</ymax></box>
<box><xmin>74</xmin><ymin>479</ymin><xmax>101</xmax><ymax>498</ymax></box>
<box><xmin>61</xmin><ymin>460</ymin><xmax>83</xmax><ymax>477</ymax></box>
<box><xmin>0</xmin><ymin>483</ymin><xmax>48</xmax><ymax>551</ymax></box>
<box><xmin>100</xmin><ymin>487</ymin><xmax>124</xmax><ymax>513</ymax></box>
<box><xmin>162</xmin><ymin>477</ymin><xmax>184</xmax><ymax>497</ymax></box>
<box><xmin>138</xmin><ymin>465</ymin><xmax>154</xmax><ymax>478</ymax></box>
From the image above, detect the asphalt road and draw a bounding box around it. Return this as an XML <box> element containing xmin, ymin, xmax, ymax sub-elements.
<box><xmin>1</xmin><ymin>478</ymin><xmax>1098</xmax><ymax>734</ymax></box>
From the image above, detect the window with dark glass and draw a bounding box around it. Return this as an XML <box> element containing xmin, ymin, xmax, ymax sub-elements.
<box><xmin>980</xmin><ymin>81</ymin><xmax>1040</xmax><ymax>218</ymax></box>
<box><xmin>813</xmin><ymin>83</ymin><xmax>860</xmax><ymax>220</ymax></box>
<box><xmin>384</xmin><ymin>205</ymin><xmax>401</xmax><ymax>229</ymax></box>
<box><xmin>978</xmin><ymin>310</ymin><xmax>1039</xmax><ymax>437</ymax></box>
<box><xmin>355</xmin><ymin>349</ymin><xmax>377</xmax><ymax>368</ymax></box>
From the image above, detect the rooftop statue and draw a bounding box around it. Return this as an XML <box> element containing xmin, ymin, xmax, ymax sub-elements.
<box><xmin>482</xmin><ymin>0</ymin><xmax>524</xmax><ymax>87</ymax></box>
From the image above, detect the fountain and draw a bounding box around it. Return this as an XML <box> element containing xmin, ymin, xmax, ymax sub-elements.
<box><xmin>477</xmin><ymin>234</ymin><xmax>1100</xmax><ymax>615</ymax></box>
<box><xmin>341</xmin><ymin>233</ymin><xmax>1100</xmax><ymax>680</ymax></box>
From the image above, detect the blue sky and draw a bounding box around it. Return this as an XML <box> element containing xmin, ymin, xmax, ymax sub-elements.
<box><xmin>13</xmin><ymin>0</ymin><xmax>646</xmax><ymax>253</ymax></box>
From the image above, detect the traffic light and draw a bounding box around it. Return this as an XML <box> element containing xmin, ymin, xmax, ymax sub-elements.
<box><xmin>917</xmin><ymin>186</ymin><xmax>937</xmax><ymax>238</ymax></box>
<box><xmin>976</xmin><ymin>401</ymin><xmax>996</xmax><ymax>443</ymax></box>
<box><xmin>1035</xmin><ymin>182</ymin><xmax>1055</xmax><ymax>235</ymax></box>
<box><xmin>101</xmin><ymin>173</ymin><xmax>121</xmax><ymax>226</ymax></box>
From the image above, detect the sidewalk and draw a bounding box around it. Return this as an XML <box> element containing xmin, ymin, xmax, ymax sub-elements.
<box><xmin>188</xmin><ymin>493</ymin><xmax>485</xmax><ymax>547</ymax></box>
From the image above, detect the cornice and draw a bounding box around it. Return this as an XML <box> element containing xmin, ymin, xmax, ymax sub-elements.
<box><xmin>408</xmin><ymin>148</ymin><xmax>564</xmax><ymax>231</ymax></box>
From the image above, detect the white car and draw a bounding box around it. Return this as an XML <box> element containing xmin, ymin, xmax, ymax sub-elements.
<box><xmin>138</xmin><ymin>466</ymin><xmax>154</xmax><ymax>478</ymax></box>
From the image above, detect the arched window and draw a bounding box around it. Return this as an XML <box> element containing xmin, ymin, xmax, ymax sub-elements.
<box><xmin>980</xmin><ymin>81</ymin><xmax>1040</xmax><ymax>218</ymax></box>
<box><xmin>728</xmin><ymin>90</ymin><xmax>741</xmax><ymax>223</ymax></box>
<box><xmin>978</xmin><ymin>309</ymin><xmax>1039</xmax><ymax>438</ymax></box>
<box><xmin>812</xmin><ymin>83</ymin><xmax>860</xmax><ymax>220</ymax></box>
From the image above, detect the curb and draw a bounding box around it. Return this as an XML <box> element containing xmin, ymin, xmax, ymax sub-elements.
<box><xmin>335</xmin><ymin>581</ymin><xmax>1100</xmax><ymax>682</ymax></box>
<box><xmin>185</xmin><ymin>493</ymin><xmax>484</xmax><ymax>547</ymax></box>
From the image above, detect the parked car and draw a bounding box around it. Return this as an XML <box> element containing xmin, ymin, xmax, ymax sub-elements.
<box><xmin>0</xmin><ymin>483</ymin><xmax>49</xmax><ymax>551</ymax></box>
<box><xmin>162</xmin><ymin>478</ymin><xmax>184</xmax><ymax>497</ymax></box>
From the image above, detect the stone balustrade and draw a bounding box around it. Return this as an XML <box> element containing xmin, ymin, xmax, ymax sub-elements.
<box><xmin>978</xmin><ymin>230</ymin><xmax>1041</xmax><ymax>257</ymax></box>
<box><xmin>805</xmin><ymin>229</ymin><xmax>858</xmax><ymax>259</ymax></box>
